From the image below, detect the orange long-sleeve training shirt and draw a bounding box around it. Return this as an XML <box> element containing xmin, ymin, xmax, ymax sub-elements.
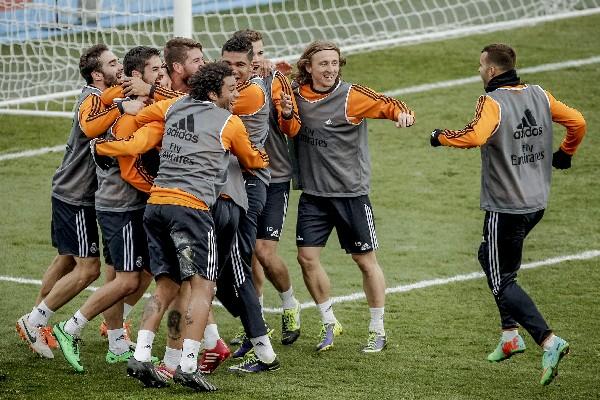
<box><xmin>297</xmin><ymin>82</ymin><xmax>413</xmax><ymax>123</ymax></box>
<box><xmin>438</xmin><ymin>85</ymin><xmax>586</xmax><ymax>154</ymax></box>
<box><xmin>79</xmin><ymin>88</ymin><xmax>123</xmax><ymax>138</ymax></box>
<box><xmin>97</xmin><ymin>96</ymin><xmax>269</xmax><ymax>210</ymax></box>
<box><xmin>98</xmin><ymin>84</ymin><xmax>183</xmax><ymax>193</ymax></box>
<box><xmin>232</xmin><ymin>80</ymin><xmax>266</xmax><ymax>116</ymax></box>
<box><xmin>109</xmin><ymin>114</ymin><xmax>155</xmax><ymax>193</ymax></box>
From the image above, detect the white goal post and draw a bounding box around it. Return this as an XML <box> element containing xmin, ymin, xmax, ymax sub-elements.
<box><xmin>1</xmin><ymin>0</ymin><xmax>599</xmax><ymax>118</ymax></box>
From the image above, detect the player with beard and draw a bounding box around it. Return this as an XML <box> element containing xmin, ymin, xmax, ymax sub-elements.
<box><xmin>429</xmin><ymin>43</ymin><xmax>586</xmax><ymax>385</ymax></box>
<box><xmin>16</xmin><ymin>44</ymin><xmax>143</xmax><ymax>359</ymax></box>
<box><xmin>104</xmin><ymin>62</ymin><xmax>269</xmax><ymax>391</ymax></box>
<box><xmin>52</xmin><ymin>46</ymin><xmax>168</xmax><ymax>373</ymax></box>
<box><xmin>97</xmin><ymin>37</ymin><xmax>207</xmax><ymax>380</ymax></box>
<box><xmin>231</xmin><ymin>28</ymin><xmax>303</xmax><ymax>347</ymax></box>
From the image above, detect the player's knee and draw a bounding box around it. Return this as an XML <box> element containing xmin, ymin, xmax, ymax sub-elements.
<box><xmin>255</xmin><ymin>241</ymin><xmax>276</xmax><ymax>264</ymax></box>
<box><xmin>297</xmin><ymin>252</ymin><xmax>317</xmax><ymax>270</ymax></box>
<box><xmin>118</xmin><ymin>275</ymin><xmax>140</xmax><ymax>295</ymax></box>
<box><xmin>351</xmin><ymin>252</ymin><xmax>378</xmax><ymax>271</ymax></box>
<box><xmin>75</xmin><ymin>258</ymin><xmax>101</xmax><ymax>284</ymax></box>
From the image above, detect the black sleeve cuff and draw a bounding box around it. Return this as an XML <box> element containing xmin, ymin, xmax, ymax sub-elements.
<box><xmin>430</xmin><ymin>129</ymin><xmax>442</xmax><ymax>147</ymax></box>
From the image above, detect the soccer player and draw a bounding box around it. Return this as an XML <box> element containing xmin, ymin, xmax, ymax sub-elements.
<box><xmin>429</xmin><ymin>43</ymin><xmax>586</xmax><ymax>385</ymax></box>
<box><xmin>292</xmin><ymin>41</ymin><xmax>415</xmax><ymax>353</ymax></box>
<box><xmin>97</xmin><ymin>51</ymin><xmax>182</xmax><ymax>347</ymax></box>
<box><xmin>216</xmin><ymin>35</ymin><xmax>282</xmax><ymax>372</ymax></box>
<box><xmin>15</xmin><ymin>44</ymin><xmax>143</xmax><ymax>359</ymax></box>
<box><xmin>123</xmin><ymin>37</ymin><xmax>205</xmax><ymax>96</ymax></box>
<box><xmin>106</xmin><ymin>62</ymin><xmax>269</xmax><ymax>391</ymax></box>
<box><xmin>233</xmin><ymin>29</ymin><xmax>303</xmax><ymax>346</ymax></box>
<box><xmin>116</xmin><ymin>37</ymin><xmax>209</xmax><ymax>380</ymax></box>
<box><xmin>51</xmin><ymin>46</ymin><xmax>165</xmax><ymax>373</ymax></box>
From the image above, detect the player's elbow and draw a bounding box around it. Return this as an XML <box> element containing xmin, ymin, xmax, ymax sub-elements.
<box><xmin>239</xmin><ymin>153</ymin><xmax>269</xmax><ymax>170</ymax></box>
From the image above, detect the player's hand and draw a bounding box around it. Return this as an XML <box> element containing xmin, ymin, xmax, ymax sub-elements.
<box><xmin>122</xmin><ymin>76</ymin><xmax>152</xmax><ymax>97</ymax></box>
<box><xmin>254</xmin><ymin>59</ymin><xmax>274</xmax><ymax>78</ymax></box>
<box><xmin>275</xmin><ymin>60</ymin><xmax>293</xmax><ymax>76</ymax></box>
<box><xmin>89</xmin><ymin>139</ymin><xmax>114</xmax><ymax>171</ymax></box>
<box><xmin>552</xmin><ymin>148</ymin><xmax>572</xmax><ymax>169</ymax></box>
<box><xmin>395</xmin><ymin>111</ymin><xmax>415</xmax><ymax>128</ymax></box>
<box><xmin>280</xmin><ymin>91</ymin><xmax>293</xmax><ymax>119</ymax></box>
<box><xmin>121</xmin><ymin>99</ymin><xmax>144</xmax><ymax>116</ymax></box>
<box><xmin>430</xmin><ymin>129</ymin><xmax>442</xmax><ymax>147</ymax></box>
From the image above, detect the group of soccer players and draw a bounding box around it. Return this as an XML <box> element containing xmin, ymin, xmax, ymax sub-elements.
<box><xmin>15</xmin><ymin>29</ymin><xmax>416</xmax><ymax>392</ymax></box>
<box><xmin>14</xmin><ymin>27</ymin><xmax>586</xmax><ymax>392</ymax></box>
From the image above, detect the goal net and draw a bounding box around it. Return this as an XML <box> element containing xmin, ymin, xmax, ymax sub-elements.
<box><xmin>1</xmin><ymin>0</ymin><xmax>599</xmax><ymax>117</ymax></box>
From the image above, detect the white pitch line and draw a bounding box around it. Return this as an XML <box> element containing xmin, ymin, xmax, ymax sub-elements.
<box><xmin>1</xmin><ymin>55</ymin><xmax>598</xmax><ymax>163</ymax></box>
<box><xmin>0</xmin><ymin>145</ymin><xmax>64</xmax><ymax>161</ymax></box>
<box><xmin>384</xmin><ymin>55</ymin><xmax>600</xmax><ymax>97</ymax></box>
<box><xmin>1</xmin><ymin>250</ymin><xmax>598</xmax><ymax>314</ymax></box>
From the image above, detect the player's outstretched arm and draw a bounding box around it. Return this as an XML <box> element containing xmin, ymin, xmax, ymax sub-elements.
<box><xmin>430</xmin><ymin>95</ymin><xmax>500</xmax><ymax>149</ymax></box>
<box><xmin>346</xmin><ymin>84</ymin><xmax>415</xmax><ymax>127</ymax></box>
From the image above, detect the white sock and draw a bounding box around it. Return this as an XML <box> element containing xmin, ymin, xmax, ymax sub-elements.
<box><xmin>203</xmin><ymin>323</ymin><xmax>220</xmax><ymax>349</ymax></box>
<box><xmin>134</xmin><ymin>330</ymin><xmax>155</xmax><ymax>362</ymax></box>
<box><xmin>179</xmin><ymin>339</ymin><xmax>202</xmax><ymax>373</ymax></box>
<box><xmin>28</xmin><ymin>301</ymin><xmax>54</xmax><ymax>327</ymax></box>
<box><xmin>279</xmin><ymin>287</ymin><xmax>297</xmax><ymax>309</ymax></box>
<box><xmin>502</xmin><ymin>329</ymin><xmax>519</xmax><ymax>341</ymax></box>
<box><xmin>64</xmin><ymin>310</ymin><xmax>89</xmax><ymax>338</ymax></box>
<box><xmin>542</xmin><ymin>334</ymin><xmax>557</xmax><ymax>351</ymax></box>
<box><xmin>250</xmin><ymin>335</ymin><xmax>276</xmax><ymax>363</ymax></box>
<box><xmin>368</xmin><ymin>307</ymin><xmax>385</xmax><ymax>335</ymax></box>
<box><xmin>123</xmin><ymin>303</ymin><xmax>134</xmax><ymax>320</ymax></box>
<box><xmin>108</xmin><ymin>328</ymin><xmax>129</xmax><ymax>355</ymax></box>
<box><xmin>163</xmin><ymin>346</ymin><xmax>182</xmax><ymax>370</ymax></box>
<box><xmin>317</xmin><ymin>299</ymin><xmax>336</xmax><ymax>325</ymax></box>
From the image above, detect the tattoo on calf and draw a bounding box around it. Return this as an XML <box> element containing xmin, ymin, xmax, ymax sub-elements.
<box><xmin>141</xmin><ymin>295</ymin><xmax>162</xmax><ymax>325</ymax></box>
<box><xmin>167</xmin><ymin>310</ymin><xmax>182</xmax><ymax>340</ymax></box>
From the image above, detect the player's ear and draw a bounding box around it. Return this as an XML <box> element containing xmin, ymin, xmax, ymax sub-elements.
<box><xmin>208</xmin><ymin>91</ymin><xmax>218</xmax><ymax>102</ymax></box>
<box><xmin>131</xmin><ymin>70</ymin><xmax>142</xmax><ymax>78</ymax></box>
<box><xmin>172</xmin><ymin>62</ymin><xmax>184</xmax><ymax>74</ymax></box>
<box><xmin>91</xmin><ymin>70</ymin><xmax>103</xmax><ymax>83</ymax></box>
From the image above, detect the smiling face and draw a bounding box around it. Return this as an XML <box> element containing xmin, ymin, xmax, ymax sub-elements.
<box><xmin>180</xmin><ymin>47</ymin><xmax>205</xmax><ymax>81</ymax></box>
<box><xmin>250</xmin><ymin>39</ymin><xmax>265</xmax><ymax>71</ymax></box>
<box><xmin>306</xmin><ymin>49</ymin><xmax>340</xmax><ymax>91</ymax></box>
<box><xmin>221</xmin><ymin>50</ymin><xmax>252</xmax><ymax>83</ymax></box>
<box><xmin>98</xmin><ymin>50</ymin><xmax>123</xmax><ymax>87</ymax></box>
<box><xmin>213</xmin><ymin>75</ymin><xmax>239</xmax><ymax>112</ymax></box>
<box><xmin>140</xmin><ymin>55</ymin><xmax>163</xmax><ymax>85</ymax></box>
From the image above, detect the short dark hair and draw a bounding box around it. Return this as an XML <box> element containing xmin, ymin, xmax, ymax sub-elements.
<box><xmin>482</xmin><ymin>43</ymin><xmax>516</xmax><ymax>71</ymax></box>
<box><xmin>221</xmin><ymin>35</ymin><xmax>254</xmax><ymax>61</ymax></box>
<box><xmin>123</xmin><ymin>46</ymin><xmax>161</xmax><ymax>76</ymax></box>
<box><xmin>164</xmin><ymin>37</ymin><xmax>203</xmax><ymax>73</ymax></box>
<box><xmin>188</xmin><ymin>61</ymin><xmax>234</xmax><ymax>101</ymax></box>
<box><xmin>79</xmin><ymin>44</ymin><xmax>109</xmax><ymax>84</ymax></box>
<box><xmin>233</xmin><ymin>29</ymin><xmax>262</xmax><ymax>43</ymax></box>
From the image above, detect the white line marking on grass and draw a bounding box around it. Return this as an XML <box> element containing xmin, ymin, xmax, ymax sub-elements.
<box><xmin>384</xmin><ymin>56</ymin><xmax>600</xmax><ymax>97</ymax></box>
<box><xmin>1</xmin><ymin>250</ymin><xmax>598</xmax><ymax>314</ymax></box>
<box><xmin>0</xmin><ymin>145</ymin><xmax>64</xmax><ymax>161</ymax></box>
<box><xmin>1</xmin><ymin>56</ymin><xmax>598</xmax><ymax>162</ymax></box>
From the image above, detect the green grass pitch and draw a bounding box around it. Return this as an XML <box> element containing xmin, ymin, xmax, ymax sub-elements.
<box><xmin>0</xmin><ymin>13</ymin><xmax>599</xmax><ymax>400</ymax></box>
